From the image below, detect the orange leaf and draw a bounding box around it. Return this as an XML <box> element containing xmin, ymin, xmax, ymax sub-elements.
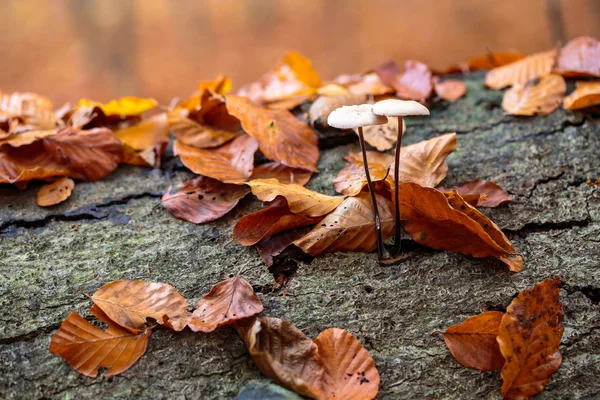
<box><xmin>294</xmin><ymin>192</ymin><xmax>394</xmax><ymax>256</ymax></box>
<box><xmin>502</xmin><ymin>74</ymin><xmax>566</xmax><ymax>116</ymax></box>
<box><xmin>432</xmin><ymin>77</ymin><xmax>467</xmax><ymax>102</ymax></box>
<box><xmin>226</xmin><ymin>95</ymin><xmax>319</xmax><ymax>172</ymax></box>
<box><xmin>498</xmin><ymin>277</ymin><xmax>564</xmax><ymax>399</ymax></box>
<box><xmin>563</xmin><ymin>81</ymin><xmax>600</xmax><ymax>110</ymax></box>
<box><xmin>555</xmin><ymin>36</ymin><xmax>600</xmax><ymax>77</ymax></box>
<box><xmin>49</xmin><ymin>306</ymin><xmax>151</xmax><ymax>377</ymax></box>
<box><xmin>188</xmin><ymin>276</ymin><xmax>264</xmax><ymax>333</ymax></box>
<box><xmin>174</xmin><ymin>135</ymin><xmax>258</xmax><ymax>182</ymax></box>
<box><xmin>485</xmin><ymin>49</ymin><xmax>557</xmax><ymax>90</ymax></box>
<box><xmin>197</xmin><ymin>73</ymin><xmax>233</xmax><ymax>95</ymax></box>
<box><xmin>438</xmin><ymin>179</ymin><xmax>511</xmax><ymax>208</ymax></box>
<box><xmin>244</xmin><ymin>178</ymin><xmax>344</xmax><ymax>217</ymax></box>
<box><xmin>265</xmin><ymin>94</ymin><xmax>316</xmax><ymax>110</ymax></box>
<box><xmin>466</xmin><ymin>51</ymin><xmax>525</xmax><ymax>71</ymax></box>
<box><xmin>308</xmin><ymin>94</ymin><xmax>366</xmax><ymax>127</ymax></box>
<box><xmin>333</xmin><ymin>155</ymin><xmax>392</xmax><ymax>197</ymax></box>
<box><xmin>251</xmin><ymin>162</ymin><xmax>312</xmax><ymax>186</ymax></box>
<box><xmin>314</xmin><ymin>328</ymin><xmax>380</xmax><ymax>400</ymax></box>
<box><xmin>115</xmin><ymin>113</ymin><xmax>169</xmax><ymax>151</ymax></box>
<box><xmin>36</xmin><ymin>177</ymin><xmax>74</xmax><ymax>207</ymax></box>
<box><xmin>162</xmin><ymin>176</ymin><xmax>249</xmax><ymax>224</ymax></box>
<box><xmin>438</xmin><ymin>311</ymin><xmax>505</xmax><ymax>371</ymax></box>
<box><xmin>393</xmin><ymin>60</ymin><xmax>433</xmax><ymax>101</ymax></box>
<box><xmin>90</xmin><ymin>280</ymin><xmax>190</xmax><ymax>332</ymax></box>
<box><xmin>0</xmin><ymin>129</ymin><xmax>58</xmax><ymax>147</ymax></box>
<box><xmin>344</xmin><ymin>73</ymin><xmax>395</xmax><ymax>96</ymax></box>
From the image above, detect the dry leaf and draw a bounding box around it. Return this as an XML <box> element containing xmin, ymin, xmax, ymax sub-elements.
<box><xmin>0</xmin><ymin>129</ymin><xmax>58</xmax><ymax>147</ymax></box>
<box><xmin>432</xmin><ymin>77</ymin><xmax>467</xmax><ymax>102</ymax></box>
<box><xmin>314</xmin><ymin>328</ymin><xmax>380</xmax><ymax>400</ymax></box>
<box><xmin>466</xmin><ymin>51</ymin><xmax>525</xmax><ymax>71</ymax></box>
<box><xmin>563</xmin><ymin>81</ymin><xmax>600</xmax><ymax>110</ymax></box>
<box><xmin>244</xmin><ymin>178</ymin><xmax>344</xmax><ymax>217</ymax></box>
<box><xmin>498</xmin><ymin>277</ymin><xmax>564</xmax><ymax>399</ymax></box>
<box><xmin>0</xmin><ymin>91</ymin><xmax>62</xmax><ymax>133</ymax></box>
<box><xmin>174</xmin><ymin>135</ymin><xmax>258</xmax><ymax>183</ymax></box>
<box><xmin>36</xmin><ymin>177</ymin><xmax>74</xmax><ymax>207</ymax></box>
<box><xmin>555</xmin><ymin>36</ymin><xmax>600</xmax><ymax>77</ymax></box>
<box><xmin>485</xmin><ymin>50</ymin><xmax>557</xmax><ymax>90</ymax></box>
<box><xmin>309</xmin><ymin>94</ymin><xmax>366</xmax><ymax>127</ymax></box>
<box><xmin>115</xmin><ymin>113</ymin><xmax>169</xmax><ymax>151</ymax></box>
<box><xmin>233</xmin><ymin>204</ymin><xmax>322</xmax><ymax>246</ymax></box>
<box><xmin>256</xmin><ymin>226</ymin><xmax>313</xmax><ymax>267</ymax></box>
<box><xmin>0</xmin><ymin>141</ymin><xmax>69</xmax><ymax>184</ymax></box>
<box><xmin>49</xmin><ymin>306</ymin><xmax>151</xmax><ymax>377</ymax></box>
<box><xmin>251</xmin><ymin>162</ymin><xmax>312</xmax><ymax>186</ymax></box>
<box><xmin>393</xmin><ymin>60</ymin><xmax>433</xmax><ymax>101</ymax></box>
<box><xmin>226</xmin><ymin>95</ymin><xmax>319</xmax><ymax>172</ymax></box>
<box><xmin>344</xmin><ymin>150</ymin><xmax>395</xmax><ymax>170</ymax></box>
<box><xmin>502</xmin><ymin>74</ymin><xmax>566</xmax><ymax>116</ymax></box>
<box><xmin>197</xmin><ymin>73</ymin><xmax>233</xmax><ymax>95</ymax></box>
<box><xmin>360</xmin><ymin>117</ymin><xmax>406</xmax><ymax>152</ymax></box>
<box><xmin>438</xmin><ymin>311</ymin><xmax>505</xmax><ymax>371</ymax></box>
<box><xmin>294</xmin><ymin>192</ymin><xmax>394</xmax><ymax>256</ymax></box>
<box><xmin>316</xmin><ymin>83</ymin><xmax>349</xmax><ymax>97</ymax></box>
<box><xmin>346</xmin><ymin>73</ymin><xmax>395</xmax><ymax>96</ymax></box>
<box><xmin>333</xmin><ymin>155</ymin><xmax>392</xmax><ymax>197</ymax></box>
<box><xmin>76</xmin><ymin>96</ymin><xmax>158</xmax><ymax>116</ymax></box>
<box><xmin>90</xmin><ymin>280</ymin><xmax>190</xmax><ymax>332</ymax></box>
<box><xmin>265</xmin><ymin>94</ymin><xmax>316</xmax><ymax>110</ymax></box>
<box><xmin>188</xmin><ymin>276</ymin><xmax>263</xmax><ymax>333</ymax></box>
<box><xmin>438</xmin><ymin>179</ymin><xmax>511</xmax><ymax>208</ymax></box>
<box><xmin>162</xmin><ymin>176</ymin><xmax>249</xmax><ymax>224</ymax></box>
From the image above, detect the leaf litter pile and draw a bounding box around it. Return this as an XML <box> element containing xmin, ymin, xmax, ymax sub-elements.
<box><xmin>0</xmin><ymin>36</ymin><xmax>594</xmax><ymax>398</ymax></box>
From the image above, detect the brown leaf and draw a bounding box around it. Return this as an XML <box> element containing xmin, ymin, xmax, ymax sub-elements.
<box><xmin>314</xmin><ymin>328</ymin><xmax>380</xmax><ymax>400</ymax></box>
<box><xmin>294</xmin><ymin>192</ymin><xmax>394</xmax><ymax>256</ymax></box>
<box><xmin>438</xmin><ymin>311</ymin><xmax>505</xmax><ymax>371</ymax></box>
<box><xmin>188</xmin><ymin>276</ymin><xmax>263</xmax><ymax>333</ymax></box>
<box><xmin>333</xmin><ymin>155</ymin><xmax>392</xmax><ymax>197</ymax></box>
<box><xmin>563</xmin><ymin>81</ymin><xmax>600</xmax><ymax>110</ymax></box>
<box><xmin>162</xmin><ymin>176</ymin><xmax>249</xmax><ymax>224</ymax></box>
<box><xmin>0</xmin><ymin>129</ymin><xmax>58</xmax><ymax>147</ymax></box>
<box><xmin>555</xmin><ymin>36</ymin><xmax>600</xmax><ymax>77</ymax></box>
<box><xmin>174</xmin><ymin>135</ymin><xmax>258</xmax><ymax>182</ymax></box>
<box><xmin>438</xmin><ymin>179</ymin><xmax>511</xmax><ymax>208</ymax></box>
<box><xmin>485</xmin><ymin>49</ymin><xmax>558</xmax><ymax>90</ymax></box>
<box><xmin>360</xmin><ymin>117</ymin><xmax>405</xmax><ymax>152</ymax></box>
<box><xmin>256</xmin><ymin>226</ymin><xmax>313</xmax><ymax>267</ymax></box>
<box><xmin>265</xmin><ymin>94</ymin><xmax>316</xmax><ymax>110</ymax></box>
<box><xmin>251</xmin><ymin>162</ymin><xmax>312</xmax><ymax>186</ymax></box>
<box><xmin>49</xmin><ymin>306</ymin><xmax>151</xmax><ymax>377</ymax></box>
<box><xmin>90</xmin><ymin>280</ymin><xmax>190</xmax><ymax>332</ymax></box>
<box><xmin>399</xmin><ymin>182</ymin><xmax>523</xmax><ymax>271</ymax></box>
<box><xmin>393</xmin><ymin>60</ymin><xmax>433</xmax><ymax>101</ymax></box>
<box><xmin>0</xmin><ymin>141</ymin><xmax>69</xmax><ymax>184</ymax></box>
<box><xmin>236</xmin><ymin>316</ymin><xmax>325</xmax><ymax>399</ymax></box>
<box><xmin>502</xmin><ymin>74</ymin><xmax>566</xmax><ymax>116</ymax></box>
<box><xmin>345</xmin><ymin>73</ymin><xmax>395</xmax><ymax>96</ymax></box>
<box><xmin>432</xmin><ymin>77</ymin><xmax>467</xmax><ymax>102</ymax></box>
<box><xmin>498</xmin><ymin>277</ymin><xmax>564</xmax><ymax>399</ymax></box>
<box><xmin>226</xmin><ymin>95</ymin><xmax>319</xmax><ymax>172</ymax></box>
<box><xmin>0</xmin><ymin>91</ymin><xmax>62</xmax><ymax>133</ymax></box>
<box><xmin>233</xmin><ymin>204</ymin><xmax>322</xmax><ymax>246</ymax></box>
<box><xmin>309</xmin><ymin>94</ymin><xmax>366</xmax><ymax>127</ymax></box>
<box><xmin>36</xmin><ymin>177</ymin><xmax>74</xmax><ymax>207</ymax></box>
<box><xmin>115</xmin><ymin>113</ymin><xmax>169</xmax><ymax>151</ymax></box>
<box><xmin>466</xmin><ymin>51</ymin><xmax>526</xmax><ymax>71</ymax></box>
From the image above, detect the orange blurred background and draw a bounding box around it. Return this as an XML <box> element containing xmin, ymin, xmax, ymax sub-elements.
<box><xmin>0</xmin><ymin>0</ymin><xmax>598</xmax><ymax>105</ymax></box>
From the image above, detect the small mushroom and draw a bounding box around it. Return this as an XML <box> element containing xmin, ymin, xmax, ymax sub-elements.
<box><xmin>328</xmin><ymin>105</ymin><xmax>389</xmax><ymax>260</ymax></box>
<box><xmin>372</xmin><ymin>99</ymin><xmax>430</xmax><ymax>256</ymax></box>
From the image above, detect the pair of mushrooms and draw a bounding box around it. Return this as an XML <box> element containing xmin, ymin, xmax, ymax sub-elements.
<box><xmin>328</xmin><ymin>99</ymin><xmax>430</xmax><ymax>262</ymax></box>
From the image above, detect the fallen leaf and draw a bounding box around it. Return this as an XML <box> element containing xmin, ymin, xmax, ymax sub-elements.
<box><xmin>233</xmin><ymin>204</ymin><xmax>322</xmax><ymax>246</ymax></box>
<box><xmin>0</xmin><ymin>141</ymin><xmax>69</xmax><ymax>184</ymax></box>
<box><xmin>502</xmin><ymin>74</ymin><xmax>566</xmax><ymax>116</ymax></box>
<box><xmin>432</xmin><ymin>77</ymin><xmax>467</xmax><ymax>102</ymax></box>
<box><xmin>174</xmin><ymin>135</ymin><xmax>258</xmax><ymax>182</ymax></box>
<box><xmin>0</xmin><ymin>91</ymin><xmax>62</xmax><ymax>132</ymax></box>
<box><xmin>77</xmin><ymin>96</ymin><xmax>158</xmax><ymax>117</ymax></box>
<box><xmin>256</xmin><ymin>226</ymin><xmax>313</xmax><ymax>267</ymax></box>
<box><xmin>333</xmin><ymin>155</ymin><xmax>392</xmax><ymax>197</ymax></box>
<box><xmin>197</xmin><ymin>73</ymin><xmax>233</xmax><ymax>95</ymax></box>
<box><xmin>555</xmin><ymin>36</ymin><xmax>600</xmax><ymax>77</ymax></box>
<box><xmin>244</xmin><ymin>178</ymin><xmax>344</xmax><ymax>217</ymax></box>
<box><xmin>438</xmin><ymin>179</ymin><xmax>511</xmax><ymax>207</ymax></box>
<box><xmin>346</xmin><ymin>73</ymin><xmax>395</xmax><ymax>96</ymax></box>
<box><xmin>226</xmin><ymin>95</ymin><xmax>319</xmax><ymax>172</ymax></box>
<box><xmin>115</xmin><ymin>113</ymin><xmax>169</xmax><ymax>151</ymax></box>
<box><xmin>309</xmin><ymin>94</ymin><xmax>366</xmax><ymax>127</ymax></box>
<box><xmin>188</xmin><ymin>276</ymin><xmax>263</xmax><ymax>333</ymax></box>
<box><xmin>0</xmin><ymin>129</ymin><xmax>58</xmax><ymax>147</ymax></box>
<box><xmin>563</xmin><ymin>81</ymin><xmax>600</xmax><ymax>110</ymax></box>
<box><xmin>168</xmin><ymin>108</ymin><xmax>240</xmax><ymax>149</ymax></box>
<box><xmin>90</xmin><ymin>280</ymin><xmax>190</xmax><ymax>332</ymax></box>
<box><xmin>265</xmin><ymin>94</ymin><xmax>316</xmax><ymax>110</ymax></box>
<box><xmin>314</xmin><ymin>328</ymin><xmax>380</xmax><ymax>400</ymax></box>
<box><xmin>251</xmin><ymin>162</ymin><xmax>312</xmax><ymax>186</ymax></box>
<box><xmin>485</xmin><ymin>49</ymin><xmax>558</xmax><ymax>89</ymax></box>
<box><xmin>497</xmin><ymin>277</ymin><xmax>564</xmax><ymax>399</ymax></box>
<box><xmin>294</xmin><ymin>192</ymin><xmax>394</xmax><ymax>256</ymax></box>
<box><xmin>360</xmin><ymin>117</ymin><xmax>405</xmax><ymax>152</ymax></box>
<box><xmin>36</xmin><ymin>177</ymin><xmax>75</xmax><ymax>207</ymax></box>
<box><xmin>375</xmin><ymin>59</ymin><xmax>400</xmax><ymax>87</ymax></box>
<box><xmin>344</xmin><ymin>150</ymin><xmax>395</xmax><ymax>170</ymax></box>
<box><xmin>162</xmin><ymin>176</ymin><xmax>249</xmax><ymax>224</ymax></box>
<box><xmin>316</xmin><ymin>83</ymin><xmax>349</xmax><ymax>97</ymax></box>
<box><xmin>438</xmin><ymin>311</ymin><xmax>505</xmax><ymax>371</ymax></box>
<box><xmin>49</xmin><ymin>306</ymin><xmax>151</xmax><ymax>377</ymax></box>
<box><xmin>466</xmin><ymin>51</ymin><xmax>526</xmax><ymax>71</ymax></box>
<box><xmin>393</xmin><ymin>60</ymin><xmax>433</xmax><ymax>101</ymax></box>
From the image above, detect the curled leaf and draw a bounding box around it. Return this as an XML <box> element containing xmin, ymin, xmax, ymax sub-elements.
<box><xmin>485</xmin><ymin>50</ymin><xmax>557</xmax><ymax>90</ymax></box>
<box><xmin>563</xmin><ymin>81</ymin><xmax>600</xmax><ymax>110</ymax></box>
<box><xmin>555</xmin><ymin>36</ymin><xmax>600</xmax><ymax>77</ymax></box>
<box><xmin>251</xmin><ymin>162</ymin><xmax>312</xmax><ymax>186</ymax></box>
<box><xmin>36</xmin><ymin>177</ymin><xmax>74</xmax><ymax>207</ymax></box>
<box><xmin>502</xmin><ymin>74</ymin><xmax>566</xmax><ymax>116</ymax></box>
<box><xmin>438</xmin><ymin>179</ymin><xmax>511</xmax><ymax>208</ymax></box>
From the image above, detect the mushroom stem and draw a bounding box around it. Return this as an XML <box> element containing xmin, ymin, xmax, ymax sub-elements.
<box><xmin>357</xmin><ymin>127</ymin><xmax>387</xmax><ymax>260</ymax></box>
<box><xmin>391</xmin><ymin>116</ymin><xmax>404</xmax><ymax>256</ymax></box>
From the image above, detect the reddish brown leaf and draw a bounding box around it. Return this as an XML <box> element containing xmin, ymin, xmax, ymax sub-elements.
<box><xmin>36</xmin><ymin>177</ymin><xmax>75</xmax><ymax>207</ymax></box>
<box><xmin>90</xmin><ymin>280</ymin><xmax>190</xmax><ymax>332</ymax></box>
<box><xmin>485</xmin><ymin>49</ymin><xmax>558</xmax><ymax>90</ymax></box>
<box><xmin>256</xmin><ymin>226</ymin><xmax>313</xmax><ymax>267</ymax></box>
<box><xmin>308</xmin><ymin>94</ymin><xmax>366</xmax><ymax>127</ymax></box>
<box><xmin>502</xmin><ymin>74</ymin><xmax>566</xmax><ymax>116</ymax></box>
<box><xmin>251</xmin><ymin>162</ymin><xmax>312</xmax><ymax>186</ymax></box>
<box><xmin>314</xmin><ymin>328</ymin><xmax>380</xmax><ymax>400</ymax></box>
<box><xmin>226</xmin><ymin>95</ymin><xmax>319</xmax><ymax>172</ymax></box>
<box><xmin>188</xmin><ymin>276</ymin><xmax>263</xmax><ymax>333</ymax></box>
<box><xmin>555</xmin><ymin>36</ymin><xmax>600</xmax><ymax>77</ymax></box>
<box><xmin>438</xmin><ymin>179</ymin><xmax>511</xmax><ymax>208</ymax></box>
<box><xmin>393</xmin><ymin>60</ymin><xmax>433</xmax><ymax>101</ymax></box>
<box><xmin>432</xmin><ymin>77</ymin><xmax>467</xmax><ymax>102</ymax></box>
<box><xmin>162</xmin><ymin>176</ymin><xmax>249</xmax><ymax>224</ymax></box>
<box><xmin>438</xmin><ymin>311</ymin><xmax>505</xmax><ymax>371</ymax></box>
<box><xmin>498</xmin><ymin>277</ymin><xmax>564</xmax><ymax>399</ymax></box>
<box><xmin>563</xmin><ymin>81</ymin><xmax>600</xmax><ymax>110</ymax></box>
<box><xmin>466</xmin><ymin>51</ymin><xmax>526</xmax><ymax>71</ymax></box>
<box><xmin>0</xmin><ymin>141</ymin><xmax>69</xmax><ymax>184</ymax></box>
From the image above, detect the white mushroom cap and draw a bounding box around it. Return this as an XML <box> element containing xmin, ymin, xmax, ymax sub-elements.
<box><xmin>372</xmin><ymin>99</ymin><xmax>430</xmax><ymax>117</ymax></box>
<box><xmin>327</xmin><ymin>104</ymin><xmax>388</xmax><ymax>129</ymax></box>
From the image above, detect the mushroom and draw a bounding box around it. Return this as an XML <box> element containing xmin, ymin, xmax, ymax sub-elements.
<box><xmin>328</xmin><ymin>105</ymin><xmax>389</xmax><ymax>260</ymax></box>
<box><xmin>372</xmin><ymin>99</ymin><xmax>430</xmax><ymax>255</ymax></box>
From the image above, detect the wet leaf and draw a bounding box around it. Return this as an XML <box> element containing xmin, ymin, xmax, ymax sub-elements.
<box><xmin>563</xmin><ymin>81</ymin><xmax>600</xmax><ymax>110</ymax></box>
<box><xmin>502</xmin><ymin>74</ymin><xmax>566</xmax><ymax>116</ymax></box>
<box><xmin>162</xmin><ymin>176</ymin><xmax>249</xmax><ymax>224</ymax></box>
<box><xmin>251</xmin><ymin>162</ymin><xmax>312</xmax><ymax>186</ymax></box>
<box><xmin>438</xmin><ymin>179</ymin><xmax>511</xmax><ymax>208</ymax></box>
<box><xmin>226</xmin><ymin>95</ymin><xmax>319</xmax><ymax>172</ymax></box>
<box><xmin>392</xmin><ymin>60</ymin><xmax>433</xmax><ymax>101</ymax></box>
<box><xmin>485</xmin><ymin>49</ymin><xmax>557</xmax><ymax>90</ymax></box>
<box><xmin>188</xmin><ymin>276</ymin><xmax>264</xmax><ymax>333</ymax></box>
<box><xmin>432</xmin><ymin>77</ymin><xmax>467</xmax><ymax>102</ymax></box>
<box><xmin>314</xmin><ymin>328</ymin><xmax>380</xmax><ymax>400</ymax></box>
<box><xmin>76</xmin><ymin>96</ymin><xmax>158</xmax><ymax>116</ymax></box>
<box><xmin>36</xmin><ymin>177</ymin><xmax>74</xmax><ymax>207</ymax></box>
<box><xmin>498</xmin><ymin>277</ymin><xmax>564</xmax><ymax>399</ymax></box>
<box><xmin>309</xmin><ymin>94</ymin><xmax>366</xmax><ymax>127</ymax></box>
<box><xmin>555</xmin><ymin>36</ymin><xmax>600</xmax><ymax>77</ymax></box>
<box><xmin>90</xmin><ymin>280</ymin><xmax>190</xmax><ymax>332</ymax></box>
<box><xmin>333</xmin><ymin>154</ymin><xmax>392</xmax><ymax>197</ymax></box>
<box><xmin>438</xmin><ymin>311</ymin><xmax>505</xmax><ymax>371</ymax></box>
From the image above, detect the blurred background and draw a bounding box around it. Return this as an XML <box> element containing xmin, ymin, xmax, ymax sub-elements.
<box><xmin>0</xmin><ymin>0</ymin><xmax>598</xmax><ymax>105</ymax></box>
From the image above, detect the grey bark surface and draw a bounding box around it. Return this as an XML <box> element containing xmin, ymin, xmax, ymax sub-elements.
<box><xmin>0</xmin><ymin>74</ymin><xmax>599</xmax><ymax>399</ymax></box>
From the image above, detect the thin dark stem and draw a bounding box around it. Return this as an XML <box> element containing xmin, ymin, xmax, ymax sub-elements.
<box><xmin>357</xmin><ymin>127</ymin><xmax>386</xmax><ymax>260</ymax></box>
<box><xmin>391</xmin><ymin>117</ymin><xmax>403</xmax><ymax>255</ymax></box>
